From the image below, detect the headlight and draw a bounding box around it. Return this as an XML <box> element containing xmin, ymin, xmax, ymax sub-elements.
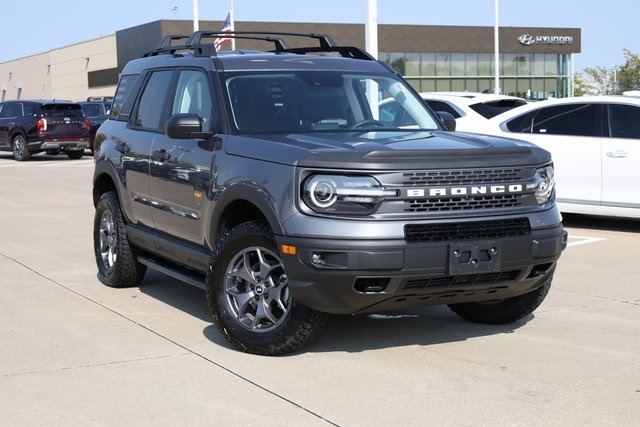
<box><xmin>302</xmin><ymin>175</ymin><xmax>396</xmax><ymax>215</ymax></box>
<box><xmin>528</xmin><ymin>165</ymin><xmax>555</xmax><ymax>204</ymax></box>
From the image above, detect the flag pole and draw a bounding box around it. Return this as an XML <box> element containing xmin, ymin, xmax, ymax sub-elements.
<box><xmin>230</xmin><ymin>0</ymin><xmax>235</xmax><ymax>50</ymax></box>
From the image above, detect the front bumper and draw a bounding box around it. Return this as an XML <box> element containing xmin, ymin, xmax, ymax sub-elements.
<box><xmin>276</xmin><ymin>223</ymin><xmax>567</xmax><ymax>314</ymax></box>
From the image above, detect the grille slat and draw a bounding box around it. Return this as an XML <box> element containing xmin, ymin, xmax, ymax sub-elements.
<box><xmin>405</xmin><ymin>195</ymin><xmax>522</xmax><ymax>212</ymax></box>
<box><xmin>404</xmin><ymin>218</ymin><xmax>531</xmax><ymax>243</ymax></box>
<box><xmin>400</xmin><ymin>169</ymin><xmax>524</xmax><ymax>186</ymax></box>
<box><xmin>404</xmin><ymin>270</ymin><xmax>520</xmax><ymax>291</ymax></box>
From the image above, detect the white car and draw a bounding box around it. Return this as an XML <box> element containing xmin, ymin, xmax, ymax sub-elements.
<box><xmin>469</xmin><ymin>95</ymin><xmax>640</xmax><ymax>218</ymax></box>
<box><xmin>421</xmin><ymin>92</ymin><xmax>528</xmax><ymax>131</ymax></box>
<box><xmin>378</xmin><ymin>92</ymin><xmax>527</xmax><ymax>132</ymax></box>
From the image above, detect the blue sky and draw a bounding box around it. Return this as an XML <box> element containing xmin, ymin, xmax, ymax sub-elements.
<box><xmin>2</xmin><ymin>0</ymin><xmax>636</xmax><ymax>72</ymax></box>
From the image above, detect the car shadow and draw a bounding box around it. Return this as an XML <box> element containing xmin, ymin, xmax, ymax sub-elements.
<box><xmin>0</xmin><ymin>151</ymin><xmax>93</xmax><ymax>161</ymax></box>
<box><xmin>202</xmin><ymin>306</ymin><xmax>530</xmax><ymax>355</ymax></box>
<box><xmin>140</xmin><ymin>269</ymin><xmax>531</xmax><ymax>354</ymax></box>
<box><xmin>562</xmin><ymin>213</ymin><xmax>640</xmax><ymax>233</ymax></box>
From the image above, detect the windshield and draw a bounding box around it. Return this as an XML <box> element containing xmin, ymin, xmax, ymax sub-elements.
<box><xmin>224</xmin><ymin>71</ymin><xmax>439</xmax><ymax>134</ymax></box>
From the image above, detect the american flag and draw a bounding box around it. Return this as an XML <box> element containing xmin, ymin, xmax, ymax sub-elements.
<box><xmin>214</xmin><ymin>12</ymin><xmax>233</xmax><ymax>51</ymax></box>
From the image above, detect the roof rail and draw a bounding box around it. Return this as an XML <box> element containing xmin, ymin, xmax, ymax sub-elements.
<box><xmin>143</xmin><ymin>31</ymin><xmax>373</xmax><ymax>61</ymax></box>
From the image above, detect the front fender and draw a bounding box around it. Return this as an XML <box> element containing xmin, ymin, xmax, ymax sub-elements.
<box><xmin>209</xmin><ymin>181</ymin><xmax>285</xmax><ymax>244</ymax></box>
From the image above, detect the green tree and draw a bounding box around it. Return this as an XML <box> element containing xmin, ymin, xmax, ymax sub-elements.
<box><xmin>616</xmin><ymin>49</ymin><xmax>640</xmax><ymax>93</ymax></box>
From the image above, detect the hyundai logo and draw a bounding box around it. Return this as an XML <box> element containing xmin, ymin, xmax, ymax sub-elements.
<box><xmin>518</xmin><ymin>35</ymin><xmax>536</xmax><ymax>46</ymax></box>
<box><xmin>518</xmin><ymin>34</ymin><xmax>574</xmax><ymax>46</ymax></box>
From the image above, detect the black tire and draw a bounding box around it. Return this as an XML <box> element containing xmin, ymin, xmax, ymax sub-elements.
<box><xmin>12</xmin><ymin>134</ymin><xmax>31</xmax><ymax>161</ymax></box>
<box><xmin>67</xmin><ymin>150</ymin><xmax>84</xmax><ymax>160</ymax></box>
<box><xmin>93</xmin><ymin>191</ymin><xmax>146</xmax><ymax>288</ymax></box>
<box><xmin>207</xmin><ymin>220</ymin><xmax>327</xmax><ymax>355</ymax></box>
<box><xmin>448</xmin><ymin>278</ymin><xmax>552</xmax><ymax>324</ymax></box>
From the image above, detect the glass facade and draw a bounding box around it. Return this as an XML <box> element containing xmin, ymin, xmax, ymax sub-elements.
<box><xmin>380</xmin><ymin>52</ymin><xmax>572</xmax><ymax>99</ymax></box>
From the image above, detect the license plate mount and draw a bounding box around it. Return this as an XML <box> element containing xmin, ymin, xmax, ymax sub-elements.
<box><xmin>449</xmin><ymin>241</ymin><xmax>501</xmax><ymax>275</ymax></box>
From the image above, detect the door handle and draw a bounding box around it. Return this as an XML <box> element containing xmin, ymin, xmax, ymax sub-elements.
<box><xmin>606</xmin><ymin>150</ymin><xmax>628</xmax><ymax>159</ymax></box>
<box><xmin>151</xmin><ymin>149</ymin><xmax>171</xmax><ymax>162</ymax></box>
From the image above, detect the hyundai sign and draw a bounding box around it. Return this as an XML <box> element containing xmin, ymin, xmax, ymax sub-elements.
<box><xmin>518</xmin><ymin>34</ymin><xmax>574</xmax><ymax>46</ymax></box>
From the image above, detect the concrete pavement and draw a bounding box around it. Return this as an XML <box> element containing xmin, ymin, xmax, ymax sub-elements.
<box><xmin>1</xmin><ymin>154</ymin><xmax>638</xmax><ymax>426</ymax></box>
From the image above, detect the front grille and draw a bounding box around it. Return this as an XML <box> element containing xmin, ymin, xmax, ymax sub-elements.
<box><xmin>400</xmin><ymin>169</ymin><xmax>524</xmax><ymax>186</ymax></box>
<box><xmin>404</xmin><ymin>218</ymin><xmax>531</xmax><ymax>242</ymax></box>
<box><xmin>375</xmin><ymin>168</ymin><xmax>537</xmax><ymax>215</ymax></box>
<box><xmin>404</xmin><ymin>270</ymin><xmax>520</xmax><ymax>291</ymax></box>
<box><xmin>405</xmin><ymin>194</ymin><xmax>521</xmax><ymax>213</ymax></box>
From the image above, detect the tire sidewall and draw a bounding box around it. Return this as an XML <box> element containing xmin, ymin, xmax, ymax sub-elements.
<box><xmin>207</xmin><ymin>221</ymin><xmax>327</xmax><ymax>355</ymax></box>
<box><xmin>93</xmin><ymin>191</ymin><xmax>143</xmax><ymax>287</ymax></box>
<box><xmin>12</xmin><ymin>134</ymin><xmax>29</xmax><ymax>161</ymax></box>
<box><xmin>209</xmin><ymin>225</ymin><xmax>295</xmax><ymax>351</ymax></box>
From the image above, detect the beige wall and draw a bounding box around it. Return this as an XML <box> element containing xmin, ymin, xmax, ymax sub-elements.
<box><xmin>0</xmin><ymin>35</ymin><xmax>117</xmax><ymax>102</ymax></box>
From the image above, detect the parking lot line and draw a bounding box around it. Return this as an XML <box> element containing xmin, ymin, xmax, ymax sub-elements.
<box><xmin>566</xmin><ymin>235</ymin><xmax>607</xmax><ymax>248</ymax></box>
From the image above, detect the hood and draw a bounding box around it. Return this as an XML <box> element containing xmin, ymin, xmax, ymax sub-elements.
<box><xmin>226</xmin><ymin>130</ymin><xmax>551</xmax><ymax>170</ymax></box>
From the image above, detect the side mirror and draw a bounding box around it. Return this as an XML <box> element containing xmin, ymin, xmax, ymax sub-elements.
<box><xmin>436</xmin><ymin>111</ymin><xmax>456</xmax><ymax>131</ymax></box>
<box><xmin>165</xmin><ymin>113</ymin><xmax>213</xmax><ymax>139</ymax></box>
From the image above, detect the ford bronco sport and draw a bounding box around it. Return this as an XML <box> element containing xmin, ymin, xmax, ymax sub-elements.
<box><xmin>92</xmin><ymin>31</ymin><xmax>567</xmax><ymax>355</ymax></box>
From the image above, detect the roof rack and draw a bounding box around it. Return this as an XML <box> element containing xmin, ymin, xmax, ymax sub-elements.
<box><xmin>143</xmin><ymin>31</ymin><xmax>374</xmax><ymax>61</ymax></box>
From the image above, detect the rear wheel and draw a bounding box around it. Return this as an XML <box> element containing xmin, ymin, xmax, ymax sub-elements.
<box><xmin>93</xmin><ymin>191</ymin><xmax>146</xmax><ymax>287</ymax></box>
<box><xmin>448</xmin><ymin>278</ymin><xmax>552</xmax><ymax>324</ymax></box>
<box><xmin>207</xmin><ymin>220</ymin><xmax>327</xmax><ymax>355</ymax></box>
<box><xmin>67</xmin><ymin>150</ymin><xmax>84</xmax><ymax>160</ymax></box>
<box><xmin>12</xmin><ymin>134</ymin><xmax>30</xmax><ymax>161</ymax></box>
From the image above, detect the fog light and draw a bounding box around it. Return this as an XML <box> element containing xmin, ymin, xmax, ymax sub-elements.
<box><xmin>311</xmin><ymin>253</ymin><xmax>326</xmax><ymax>266</ymax></box>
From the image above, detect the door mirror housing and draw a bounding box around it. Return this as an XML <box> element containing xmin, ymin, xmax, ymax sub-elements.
<box><xmin>165</xmin><ymin>113</ymin><xmax>213</xmax><ymax>139</ymax></box>
<box><xmin>436</xmin><ymin>111</ymin><xmax>456</xmax><ymax>131</ymax></box>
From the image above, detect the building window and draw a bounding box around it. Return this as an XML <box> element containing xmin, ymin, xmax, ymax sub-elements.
<box><xmin>380</xmin><ymin>51</ymin><xmax>572</xmax><ymax>99</ymax></box>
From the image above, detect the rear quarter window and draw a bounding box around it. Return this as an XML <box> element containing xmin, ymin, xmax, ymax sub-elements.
<box><xmin>530</xmin><ymin>104</ymin><xmax>601</xmax><ymax>137</ymax></box>
<box><xmin>470</xmin><ymin>100</ymin><xmax>527</xmax><ymax>119</ymax></box>
<box><xmin>110</xmin><ymin>74</ymin><xmax>142</xmax><ymax>121</ymax></box>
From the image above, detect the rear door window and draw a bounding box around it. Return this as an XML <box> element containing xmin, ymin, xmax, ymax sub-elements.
<box><xmin>133</xmin><ymin>70</ymin><xmax>175</xmax><ymax>131</ymax></box>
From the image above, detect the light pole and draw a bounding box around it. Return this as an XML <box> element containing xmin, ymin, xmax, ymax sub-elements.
<box><xmin>193</xmin><ymin>0</ymin><xmax>199</xmax><ymax>32</ymax></box>
<box><xmin>494</xmin><ymin>0</ymin><xmax>500</xmax><ymax>94</ymax></box>
<box><xmin>611</xmin><ymin>65</ymin><xmax>620</xmax><ymax>94</ymax></box>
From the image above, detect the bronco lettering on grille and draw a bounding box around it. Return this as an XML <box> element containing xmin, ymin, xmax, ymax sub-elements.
<box><xmin>406</xmin><ymin>184</ymin><xmax>524</xmax><ymax>198</ymax></box>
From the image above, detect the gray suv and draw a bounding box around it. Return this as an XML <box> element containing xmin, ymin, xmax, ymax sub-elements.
<box><xmin>92</xmin><ymin>32</ymin><xmax>567</xmax><ymax>355</ymax></box>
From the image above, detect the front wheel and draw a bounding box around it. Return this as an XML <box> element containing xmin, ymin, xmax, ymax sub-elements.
<box><xmin>93</xmin><ymin>191</ymin><xmax>146</xmax><ymax>287</ymax></box>
<box><xmin>448</xmin><ymin>278</ymin><xmax>552</xmax><ymax>324</ymax></box>
<box><xmin>207</xmin><ymin>220</ymin><xmax>327</xmax><ymax>355</ymax></box>
<box><xmin>12</xmin><ymin>134</ymin><xmax>31</xmax><ymax>161</ymax></box>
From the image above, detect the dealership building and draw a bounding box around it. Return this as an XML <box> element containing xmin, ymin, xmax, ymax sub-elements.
<box><xmin>0</xmin><ymin>20</ymin><xmax>581</xmax><ymax>102</ymax></box>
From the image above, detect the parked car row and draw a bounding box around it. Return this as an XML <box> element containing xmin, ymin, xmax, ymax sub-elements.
<box><xmin>468</xmin><ymin>95</ymin><xmax>640</xmax><ymax>219</ymax></box>
<box><xmin>0</xmin><ymin>97</ymin><xmax>111</xmax><ymax>161</ymax></box>
<box><xmin>377</xmin><ymin>91</ymin><xmax>640</xmax><ymax>218</ymax></box>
